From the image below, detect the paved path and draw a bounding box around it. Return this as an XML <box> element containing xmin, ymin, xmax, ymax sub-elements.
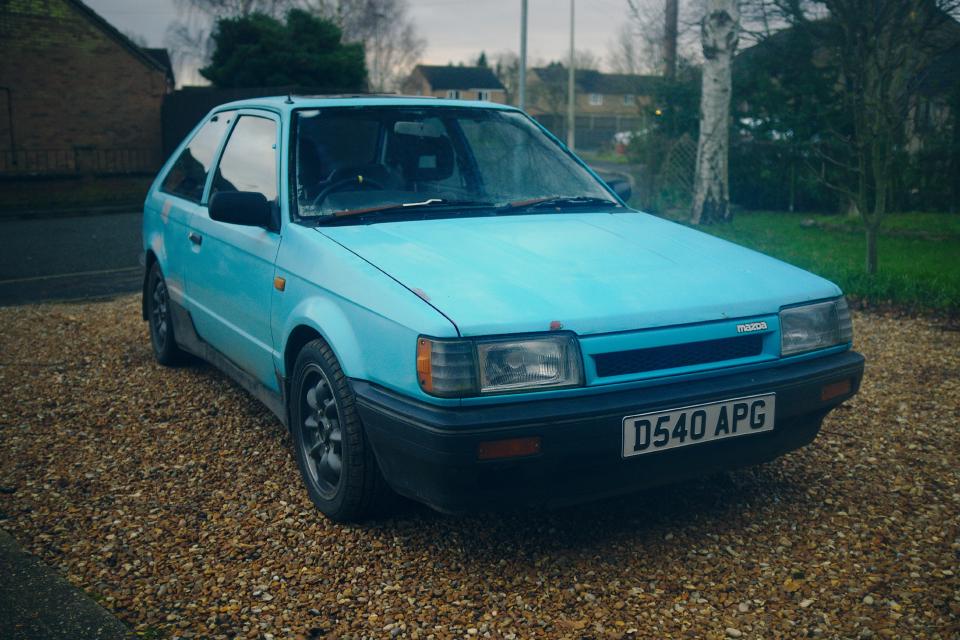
<box><xmin>0</xmin><ymin>211</ymin><xmax>141</xmax><ymax>634</ymax></box>
<box><xmin>0</xmin><ymin>211</ymin><xmax>143</xmax><ymax>306</ymax></box>
<box><xmin>0</xmin><ymin>529</ymin><xmax>130</xmax><ymax>639</ymax></box>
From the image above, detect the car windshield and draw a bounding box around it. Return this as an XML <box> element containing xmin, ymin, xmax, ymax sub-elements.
<box><xmin>292</xmin><ymin>106</ymin><xmax>617</xmax><ymax>218</ymax></box>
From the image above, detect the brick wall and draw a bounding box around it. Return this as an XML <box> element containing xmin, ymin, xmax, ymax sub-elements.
<box><xmin>576</xmin><ymin>92</ymin><xmax>653</xmax><ymax>116</ymax></box>
<box><xmin>526</xmin><ymin>75</ymin><xmax>654</xmax><ymax>118</ymax></box>
<box><xmin>0</xmin><ymin>0</ymin><xmax>169</xmax><ymax>174</ymax></box>
<box><xmin>427</xmin><ymin>89</ymin><xmax>507</xmax><ymax>104</ymax></box>
<box><xmin>400</xmin><ymin>72</ymin><xmax>431</xmax><ymax>97</ymax></box>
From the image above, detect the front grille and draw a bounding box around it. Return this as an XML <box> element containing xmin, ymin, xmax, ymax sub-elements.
<box><xmin>592</xmin><ymin>333</ymin><xmax>765</xmax><ymax>378</ymax></box>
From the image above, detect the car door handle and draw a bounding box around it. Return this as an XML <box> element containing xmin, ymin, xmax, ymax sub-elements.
<box><xmin>188</xmin><ymin>232</ymin><xmax>203</xmax><ymax>246</ymax></box>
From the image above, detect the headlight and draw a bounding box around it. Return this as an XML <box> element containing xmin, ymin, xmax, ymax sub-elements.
<box><xmin>780</xmin><ymin>297</ymin><xmax>853</xmax><ymax>357</ymax></box>
<box><xmin>417</xmin><ymin>334</ymin><xmax>583</xmax><ymax>397</ymax></box>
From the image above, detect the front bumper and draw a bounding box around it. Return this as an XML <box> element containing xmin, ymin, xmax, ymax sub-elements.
<box><xmin>354</xmin><ymin>350</ymin><xmax>864</xmax><ymax>513</ymax></box>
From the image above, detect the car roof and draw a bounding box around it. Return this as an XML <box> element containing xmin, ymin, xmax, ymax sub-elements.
<box><xmin>212</xmin><ymin>94</ymin><xmax>522</xmax><ymax>115</ymax></box>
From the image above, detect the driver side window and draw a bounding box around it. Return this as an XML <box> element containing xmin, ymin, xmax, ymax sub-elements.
<box><xmin>210</xmin><ymin>115</ymin><xmax>279</xmax><ymax>203</ymax></box>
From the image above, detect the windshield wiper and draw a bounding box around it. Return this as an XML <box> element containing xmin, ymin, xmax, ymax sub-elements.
<box><xmin>503</xmin><ymin>196</ymin><xmax>622</xmax><ymax>213</ymax></box>
<box><xmin>320</xmin><ymin>198</ymin><xmax>496</xmax><ymax>221</ymax></box>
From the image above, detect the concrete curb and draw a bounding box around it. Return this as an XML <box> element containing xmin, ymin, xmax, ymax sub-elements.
<box><xmin>0</xmin><ymin>529</ymin><xmax>132</xmax><ymax>639</ymax></box>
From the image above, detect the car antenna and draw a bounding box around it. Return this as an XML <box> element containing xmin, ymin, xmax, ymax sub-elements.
<box><xmin>284</xmin><ymin>93</ymin><xmax>294</xmax><ymax>104</ymax></box>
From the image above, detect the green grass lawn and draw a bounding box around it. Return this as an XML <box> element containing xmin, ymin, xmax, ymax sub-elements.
<box><xmin>673</xmin><ymin>211</ymin><xmax>960</xmax><ymax>313</ymax></box>
<box><xmin>804</xmin><ymin>211</ymin><xmax>960</xmax><ymax>239</ymax></box>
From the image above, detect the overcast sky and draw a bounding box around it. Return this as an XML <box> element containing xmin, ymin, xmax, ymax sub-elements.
<box><xmin>85</xmin><ymin>0</ymin><xmax>632</xmax><ymax>82</ymax></box>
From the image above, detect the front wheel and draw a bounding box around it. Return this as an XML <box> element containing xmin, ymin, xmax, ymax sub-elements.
<box><xmin>146</xmin><ymin>262</ymin><xmax>187</xmax><ymax>366</ymax></box>
<box><xmin>290</xmin><ymin>338</ymin><xmax>387</xmax><ymax>521</ymax></box>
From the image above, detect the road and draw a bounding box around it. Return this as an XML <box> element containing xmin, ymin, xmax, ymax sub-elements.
<box><xmin>0</xmin><ymin>211</ymin><xmax>143</xmax><ymax>306</ymax></box>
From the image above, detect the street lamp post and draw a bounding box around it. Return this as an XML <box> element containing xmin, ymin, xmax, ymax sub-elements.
<box><xmin>566</xmin><ymin>0</ymin><xmax>575</xmax><ymax>150</ymax></box>
<box><xmin>519</xmin><ymin>0</ymin><xmax>528</xmax><ymax>111</ymax></box>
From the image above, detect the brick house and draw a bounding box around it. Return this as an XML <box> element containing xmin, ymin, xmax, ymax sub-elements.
<box><xmin>402</xmin><ymin>65</ymin><xmax>508</xmax><ymax>103</ymax></box>
<box><xmin>525</xmin><ymin>65</ymin><xmax>662</xmax><ymax>149</ymax></box>
<box><xmin>0</xmin><ymin>0</ymin><xmax>174</xmax><ymax>175</ymax></box>
<box><xmin>527</xmin><ymin>65</ymin><xmax>661</xmax><ymax>117</ymax></box>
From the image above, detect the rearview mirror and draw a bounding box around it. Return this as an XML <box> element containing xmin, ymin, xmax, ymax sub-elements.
<box><xmin>605</xmin><ymin>176</ymin><xmax>632</xmax><ymax>203</ymax></box>
<box><xmin>209</xmin><ymin>191</ymin><xmax>273</xmax><ymax>228</ymax></box>
<box><xmin>393</xmin><ymin>120</ymin><xmax>444</xmax><ymax>138</ymax></box>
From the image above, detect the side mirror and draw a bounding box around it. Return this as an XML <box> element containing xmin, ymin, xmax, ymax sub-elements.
<box><xmin>605</xmin><ymin>177</ymin><xmax>632</xmax><ymax>203</ymax></box>
<box><xmin>209</xmin><ymin>191</ymin><xmax>273</xmax><ymax>228</ymax></box>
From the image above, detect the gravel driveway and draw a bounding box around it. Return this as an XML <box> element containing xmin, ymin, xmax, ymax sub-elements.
<box><xmin>0</xmin><ymin>296</ymin><xmax>957</xmax><ymax>639</ymax></box>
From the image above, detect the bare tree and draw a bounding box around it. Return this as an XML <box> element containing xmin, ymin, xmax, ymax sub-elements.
<box><xmin>572</xmin><ymin>49</ymin><xmax>602</xmax><ymax>70</ymax></box>
<box><xmin>690</xmin><ymin>0</ymin><xmax>740</xmax><ymax>224</ymax></box>
<box><xmin>664</xmin><ymin>0</ymin><xmax>679</xmax><ymax>78</ymax></box>
<box><xmin>621</xmin><ymin>0</ymin><xmax>665</xmax><ymax>73</ymax></box>
<box><xmin>165</xmin><ymin>0</ymin><xmax>299</xmax><ymax>85</ymax></box>
<box><xmin>310</xmin><ymin>0</ymin><xmax>425</xmax><ymax>92</ymax></box>
<box><xmin>753</xmin><ymin>0</ymin><xmax>960</xmax><ymax>272</ymax></box>
<box><xmin>165</xmin><ymin>23</ymin><xmax>212</xmax><ymax>86</ymax></box>
<box><xmin>166</xmin><ymin>0</ymin><xmax>425</xmax><ymax>91</ymax></box>
<box><xmin>175</xmin><ymin>0</ymin><xmax>292</xmax><ymax>14</ymax></box>
<box><xmin>607</xmin><ymin>22</ymin><xmax>658</xmax><ymax>74</ymax></box>
<box><xmin>492</xmin><ymin>50</ymin><xmax>520</xmax><ymax>103</ymax></box>
<box><xmin>622</xmin><ymin>0</ymin><xmax>706</xmax><ymax>73</ymax></box>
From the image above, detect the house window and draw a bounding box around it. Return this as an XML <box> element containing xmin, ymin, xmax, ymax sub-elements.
<box><xmin>446</xmin><ymin>90</ymin><xmax>461</xmax><ymax>99</ymax></box>
<box><xmin>624</xmin><ymin>94</ymin><xmax>635</xmax><ymax>106</ymax></box>
<box><xmin>589</xmin><ymin>93</ymin><xmax>603</xmax><ymax>106</ymax></box>
<box><xmin>477</xmin><ymin>90</ymin><xmax>491</xmax><ymax>101</ymax></box>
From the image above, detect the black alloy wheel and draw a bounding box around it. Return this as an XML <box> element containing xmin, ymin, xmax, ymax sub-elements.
<box><xmin>146</xmin><ymin>262</ymin><xmax>186</xmax><ymax>366</ymax></box>
<box><xmin>289</xmin><ymin>338</ymin><xmax>388</xmax><ymax>521</ymax></box>
<box><xmin>298</xmin><ymin>363</ymin><xmax>344</xmax><ymax>498</ymax></box>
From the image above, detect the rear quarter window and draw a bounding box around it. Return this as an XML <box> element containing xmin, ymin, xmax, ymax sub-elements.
<box><xmin>210</xmin><ymin>115</ymin><xmax>279</xmax><ymax>201</ymax></box>
<box><xmin>161</xmin><ymin>111</ymin><xmax>236</xmax><ymax>202</ymax></box>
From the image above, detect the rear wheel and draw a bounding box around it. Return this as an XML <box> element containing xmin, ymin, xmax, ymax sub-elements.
<box><xmin>290</xmin><ymin>338</ymin><xmax>387</xmax><ymax>521</ymax></box>
<box><xmin>146</xmin><ymin>262</ymin><xmax>187</xmax><ymax>366</ymax></box>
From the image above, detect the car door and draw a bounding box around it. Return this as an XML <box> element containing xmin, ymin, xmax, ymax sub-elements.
<box><xmin>150</xmin><ymin>111</ymin><xmax>236</xmax><ymax>304</ymax></box>
<box><xmin>183</xmin><ymin>110</ymin><xmax>282</xmax><ymax>391</ymax></box>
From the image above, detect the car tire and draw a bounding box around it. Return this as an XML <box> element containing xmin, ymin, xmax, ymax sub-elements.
<box><xmin>290</xmin><ymin>338</ymin><xmax>388</xmax><ymax>522</ymax></box>
<box><xmin>146</xmin><ymin>262</ymin><xmax>187</xmax><ymax>366</ymax></box>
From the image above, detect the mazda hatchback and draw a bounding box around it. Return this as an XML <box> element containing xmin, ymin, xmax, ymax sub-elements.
<box><xmin>142</xmin><ymin>96</ymin><xmax>864</xmax><ymax>521</ymax></box>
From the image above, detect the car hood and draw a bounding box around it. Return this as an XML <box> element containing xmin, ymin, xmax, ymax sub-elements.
<box><xmin>317</xmin><ymin>212</ymin><xmax>841</xmax><ymax>336</ymax></box>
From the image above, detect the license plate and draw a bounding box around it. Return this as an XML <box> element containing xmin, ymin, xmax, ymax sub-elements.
<box><xmin>621</xmin><ymin>393</ymin><xmax>776</xmax><ymax>458</ymax></box>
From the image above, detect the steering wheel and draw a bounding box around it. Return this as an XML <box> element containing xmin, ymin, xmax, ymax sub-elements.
<box><xmin>312</xmin><ymin>175</ymin><xmax>386</xmax><ymax>209</ymax></box>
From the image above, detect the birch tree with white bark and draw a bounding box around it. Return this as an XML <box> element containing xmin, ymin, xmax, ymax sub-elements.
<box><xmin>690</xmin><ymin>0</ymin><xmax>740</xmax><ymax>224</ymax></box>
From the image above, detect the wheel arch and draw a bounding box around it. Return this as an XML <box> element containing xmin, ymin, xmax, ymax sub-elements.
<box><xmin>280</xmin><ymin>315</ymin><xmax>365</xmax><ymax>426</ymax></box>
<box><xmin>284</xmin><ymin>324</ymin><xmax>325</xmax><ymax>384</ymax></box>
<box><xmin>141</xmin><ymin>249</ymin><xmax>159</xmax><ymax>320</ymax></box>
<box><xmin>279</xmin><ymin>300</ymin><xmax>367</xmax><ymax>383</ymax></box>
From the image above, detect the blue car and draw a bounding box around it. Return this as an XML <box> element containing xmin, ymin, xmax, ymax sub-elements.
<box><xmin>142</xmin><ymin>96</ymin><xmax>864</xmax><ymax>521</ymax></box>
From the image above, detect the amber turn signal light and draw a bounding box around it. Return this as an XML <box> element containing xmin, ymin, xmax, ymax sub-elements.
<box><xmin>821</xmin><ymin>378</ymin><xmax>852</xmax><ymax>402</ymax></box>
<box><xmin>477</xmin><ymin>436</ymin><xmax>542</xmax><ymax>461</ymax></box>
<box><xmin>416</xmin><ymin>338</ymin><xmax>433</xmax><ymax>393</ymax></box>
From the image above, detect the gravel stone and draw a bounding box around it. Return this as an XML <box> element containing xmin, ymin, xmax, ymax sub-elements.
<box><xmin>1</xmin><ymin>297</ymin><xmax>958</xmax><ymax>639</ymax></box>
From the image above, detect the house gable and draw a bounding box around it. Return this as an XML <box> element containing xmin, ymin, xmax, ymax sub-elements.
<box><xmin>0</xmin><ymin>0</ymin><xmax>173</xmax><ymax>172</ymax></box>
<box><xmin>414</xmin><ymin>65</ymin><xmax>506</xmax><ymax>92</ymax></box>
